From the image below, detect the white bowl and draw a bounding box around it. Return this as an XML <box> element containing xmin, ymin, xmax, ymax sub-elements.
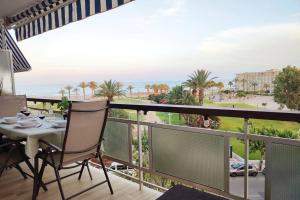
<box><xmin>3</xmin><ymin>117</ymin><xmax>18</xmax><ymax>124</ymax></box>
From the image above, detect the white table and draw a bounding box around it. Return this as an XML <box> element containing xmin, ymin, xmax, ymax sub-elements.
<box><xmin>0</xmin><ymin>118</ymin><xmax>65</xmax><ymax>157</ymax></box>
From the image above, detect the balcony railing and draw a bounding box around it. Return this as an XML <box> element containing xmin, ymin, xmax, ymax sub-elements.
<box><xmin>26</xmin><ymin>97</ymin><xmax>300</xmax><ymax>200</ymax></box>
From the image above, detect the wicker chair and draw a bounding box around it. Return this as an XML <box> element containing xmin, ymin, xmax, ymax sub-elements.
<box><xmin>33</xmin><ymin>101</ymin><xmax>113</xmax><ymax>200</ymax></box>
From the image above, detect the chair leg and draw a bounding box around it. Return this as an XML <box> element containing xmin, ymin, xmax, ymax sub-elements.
<box><xmin>15</xmin><ymin>164</ymin><xmax>27</xmax><ymax>179</ymax></box>
<box><xmin>54</xmin><ymin>168</ymin><xmax>66</xmax><ymax>200</ymax></box>
<box><xmin>98</xmin><ymin>155</ymin><xmax>113</xmax><ymax>194</ymax></box>
<box><xmin>32</xmin><ymin>155</ymin><xmax>39</xmax><ymax>200</ymax></box>
<box><xmin>86</xmin><ymin>162</ymin><xmax>93</xmax><ymax>180</ymax></box>
<box><xmin>36</xmin><ymin>158</ymin><xmax>48</xmax><ymax>196</ymax></box>
<box><xmin>24</xmin><ymin>158</ymin><xmax>47</xmax><ymax>192</ymax></box>
<box><xmin>78</xmin><ymin>161</ymin><xmax>85</xmax><ymax>180</ymax></box>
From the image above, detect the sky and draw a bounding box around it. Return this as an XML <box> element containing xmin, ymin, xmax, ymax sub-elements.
<box><xmin>12</xmin><ymin>0</ymin><xmax>300</xmax><ymax>86</ymax></box>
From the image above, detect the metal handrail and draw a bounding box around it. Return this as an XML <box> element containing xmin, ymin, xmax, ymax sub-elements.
<box><xmin>26</xmin><ymin>97</ymin><xmax>300</xmax><ymax>122</ymax></box>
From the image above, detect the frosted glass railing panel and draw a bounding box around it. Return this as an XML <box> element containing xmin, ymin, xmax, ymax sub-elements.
<box><xmin>270</xmin><ymin>143</ymin><xmax>300</xmax><ymax>200</ymax></box>
<box><xmin>152</xmin><ymin>127</ymin><xmax>225</xmax><ymax>190</ymax></box>
<box><xmin>102</xmin><ymin>121</ymin><xmax>129</xmax><ymax>162</ymax></box>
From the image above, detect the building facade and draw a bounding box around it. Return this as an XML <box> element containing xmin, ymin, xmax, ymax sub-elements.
<box><xmin>235</xmin><ymin>69</ymin><xmax>280</xmax><ymax>92</ymax></box>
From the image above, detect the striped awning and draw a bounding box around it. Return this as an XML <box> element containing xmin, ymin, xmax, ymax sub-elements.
<box><xmin>11</xmin><ymin>0</ymin><xmax>134</xmax><ymax>41</ymax></box>
<box><xmin>0</xmin><ymin>29</ymin><xmax>31</xmax><ymax>72</ymax></box>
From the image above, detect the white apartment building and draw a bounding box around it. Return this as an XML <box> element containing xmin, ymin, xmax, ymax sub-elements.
<box><xmin>235</xmin><ymin>69</ymin><xmax>280</xmax><ymax>92</ymax></box>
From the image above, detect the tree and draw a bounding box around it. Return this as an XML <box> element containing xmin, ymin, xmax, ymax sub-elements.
<box><xmin>127</xmin><ymin>85</ymin><xmax>134</xmax><ymax>96</ymax></box>
<box><xmin>251</xmin><ymin>82</ymin><xmax>258</xmax><ymax>92</ymax></box>
<box><xmin>161</xmin><ymin>84</ymin><xmax>169</xmax><ymax>93</ymax></box>
<box><xmin>263</xmin><ymin>83</ymin><xmax>270</xmax><ymax>93</ymax></box>
<box><xmin>184</xmin><ymin>69</ymin><xmax>216</xmax><ymax>105</ymax></box>
<box><xmin>64</xmin><ymin>85</ymin><xmax>73</xmax><ymax>99</ymax></box>
<box><xmin>240</xmin><ymin>78</ymin><xmax>247</xmax><ymax>91</ymax></box>
<box><xmin>228</xmin><ymin>81</ymin><xmax>233</xmax><ymax>91</ymax></box>
<box><xmin>248</xmin><ymin>127</ymin><xmax>298</xmax><ymax>170</ymax></box>
<box><xmin>167</xmin><ymin>85</ymin><xmax>184</xmax><ymax>105</ymax></box>
<box><xmin>145</xmin><ymin>84</ymin><xmax>151</xmax><ymax>94</ymax></box>
<box><xmin>273</xmin><ymin>66</ymin><xmax>300</xmax><ymax>110</ymax></box>
<box><xmin>72</xmin><ymin>88</ymin><xmax>80</xmax><ymax>96</ymax></box>
<box><xmin>89</xmin><ymin>81</ymin><xmax>98</xmax><ymax>96</ymax></box>
<box><xmin>216</xmin><ymin>82</ymin><xmax>224</xmax><ymax>93</ymax></box>
<box><xmin>234</xmin><ymin>78</ymin><xmax>239</xmax><ymax>90</ymax></box>
<box><xmin>58</xmin><ymin>89</ymin><xmax>65</xmax><ymax>97</ymax></box>
<box><xmin>97</xmin><ymin>80</ymin><xmax>125</xmax><ymax>101</ymax></box>
<box><xmin>78</xmin><ymin>82</ymin><xmax>88</xmax><ymax>100</ymax></box>
<box><xmin>151</xmin><ymin>84</ymin><xmax>159</xmax><ymax>94</ymax></box>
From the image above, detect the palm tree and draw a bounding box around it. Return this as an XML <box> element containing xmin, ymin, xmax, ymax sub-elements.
<box><xmin>158</xmin><ymin>84</ymin><xmax>165</xmax><ymax>93</ymax></box>
<box><xmin>151</xmin><ymin>84</ymin><xmax>159</xmax><ymax>94</ymax></box>
<box><xmin>228</xmin><ymin>81</ymin><xmax>233</xmax><ymax>91</ymax></box>
<box><xmin>233</xmin><ymin>78</ymin><xmax>239</xmax><ymax>91</ymax></box>
<box><xmin>184</xmin><ymin>69</ymin><xmax>217</xmax><ymax>105</ymax></box>
<box><xmin>97</xmin><ymin>80</ymin><xmax>125</xmax><ymax>101</ymax></box>
<box><xmin>64</xmin><ymin>85</ymin><xmax>73</xmax><ymax>99</ymax></box>
<box><xmin>89</xmin><ymin>81</ymin><xmax>98</xmax><ymax>96</ymax></box>
<box><xmin>145</xmin><ymin>84</ymin><xmax>151</xmax><ymax>94</ymax></box>
<box><xmin>206</xmin><ymin>80</ymin><xmax>216</xmax><ymax>96</ymax></box>
<box><xmin>127</xmin><ymin>85</ymin><xmax>134</xmax><ymax>96</ymax></box>
<box><xmin>251</xmin><ymin>82</ymin><xmax>258</xmax><ymax>92</ymax></box>
<box><xmin>161</xmin><ymin>84</ymin><xmax>169</xmax><ymax>93</ymax></box>
<box><xmin>78</xmin><ymin>82</ymin><xmax>88</xmax><ymax>100</ymax></box>
<box><xmin>58</xmin><ymin>89</ymin><xmax>65</xmax><ymax>97</ymax></box>
<box><xmin>72</xmin><ymin>87</ymin><xmax>80</xmax><ymax>96</ymax></box>
<box><xmin>241</xmin><ymin>79</ymin><xmax>247</xmax><ymax>91</ymax></box>
<box><xmin>216</xmin><ymin>82</ymin><xmax>224</xmax><ymax>92</ymax></box>
<box><xmin>263</xmin><ymin>83</ymin><xmax>270</xmax><ymax>93</ymax></box>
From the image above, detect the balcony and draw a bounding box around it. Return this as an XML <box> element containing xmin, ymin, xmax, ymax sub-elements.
<box><xmin>1</xmin><ymin>162</ymin><xmax>162</xmax><ymax>200</ymax></box>
<box><xmin>1</xmin><ymin>97</ymin><xmax>300</xmax><ymax>200</ymax></box>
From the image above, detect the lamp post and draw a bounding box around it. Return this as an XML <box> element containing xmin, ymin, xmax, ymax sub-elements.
<box><xmin>168</xmin><ymin>112</ymin><xmax>172</xmax><ymax>125</ymax></box>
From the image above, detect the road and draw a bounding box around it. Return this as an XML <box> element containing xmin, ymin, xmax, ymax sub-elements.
<box><xmin>230</xmin><ymin>173</ymin><xmax>265</xmax><ymax>200</ymax></box>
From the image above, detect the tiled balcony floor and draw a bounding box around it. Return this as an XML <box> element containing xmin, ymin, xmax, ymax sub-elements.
<box><xmin>0</xmin><ymin>163</ymin><xmax>162</xmax><ymax>200</ymax></box>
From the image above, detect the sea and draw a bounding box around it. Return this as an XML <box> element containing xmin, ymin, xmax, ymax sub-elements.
<box><xmin>15</xmin><ymin>81</ymin><xmax>184</xmax><ymax>97</ymax></box>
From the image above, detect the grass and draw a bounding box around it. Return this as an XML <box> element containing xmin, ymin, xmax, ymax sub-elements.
<box><xmin>114</xmin><ymin>97</ymin><xmax>145</xmax><ymax>104</ymax></box>
<box><xmin>156</xmin><ymin>112</ymin><xmax>186</xmax><ymax>126</ymax></box>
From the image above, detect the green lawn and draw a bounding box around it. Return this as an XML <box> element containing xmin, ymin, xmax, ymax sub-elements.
<box><xmin>114</xmin><ymin>97</ymin><xmax>145</xmax><ymax>104</ymax></box>
<box><xmin>156</xmin><ymin>112</ymin><xmax>186</xmax><ymax>126</ymax></box>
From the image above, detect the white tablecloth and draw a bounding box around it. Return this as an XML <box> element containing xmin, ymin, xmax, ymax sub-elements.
<box><xmin>0</xmin><ymin>118</ymin><xmax>65</xmax><ymax>157</ymax></box>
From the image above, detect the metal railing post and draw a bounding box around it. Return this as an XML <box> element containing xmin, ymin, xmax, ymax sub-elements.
<box><xmin>243</xmin><ymin>118</ymin><xmax>251</xmax><ymax>200</ymax></box>
<box><xmin>137</xmin><ymin>110</ymin><xmax>143</xmax><ymax>191</ymax></box>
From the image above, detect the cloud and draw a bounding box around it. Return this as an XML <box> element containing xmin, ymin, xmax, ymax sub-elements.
<box><xmin>197</xmin><ymin>23</ymin><xmax>300</xmax><ymax>73</ymax></box>
<box><xmin>160</xmin><ymin>0</ymin><xmax>185</xmax><ymax>17</ymax></box>
<box><xmin>142</xmin><ymin>0</ymin><xmax>185</xmax><ymax>24</ymax></box>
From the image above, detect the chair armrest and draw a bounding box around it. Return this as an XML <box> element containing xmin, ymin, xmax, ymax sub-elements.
<box><xmin>0</xmin><ymin>141</ymin><xmax>16</xmax><ymax>149</ymax></box>
<box><xmin>39</xmin><ymin>139</ymin><xmax>62</xmax><ymax>152</ymax></box>
<box><xmin>0</xmin><ymin>138</ymin><xmax>26</xmax><ymax>148</ymax></box>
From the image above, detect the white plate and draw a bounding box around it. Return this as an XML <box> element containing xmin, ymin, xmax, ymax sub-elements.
<box><xmin>2</xmin><ymin>117</ymin><xmax>18</xmax><ymax>124</ymax></box>
<box><xmin>15</xmin><ymin>122</ymin><xmax>41</xmax><ymax>129</ymax></box>
<box><xmin>1</xmin><ymin>120</ymin><xmax>17</xmax><ymax>124</ymax></box>
<box><xmin>51</xmin><ymin>123</ymin><xmax>66</xmax><ymax>128</ymax></box>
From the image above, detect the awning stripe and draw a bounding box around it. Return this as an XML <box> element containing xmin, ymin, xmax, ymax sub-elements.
<box><xmin>9</xmin><ymin>0</ymin><xmax>61</xmax><ymax>24</ymax></box>
<box><xmin>0</xmin><ymin>30</ymin><xmax>31</xmax><ymax>73</ymax></box>
<box><xmin>14</xmin><ymin>0</ymin><xmax>134</xmax><ymax>41</ymax></box>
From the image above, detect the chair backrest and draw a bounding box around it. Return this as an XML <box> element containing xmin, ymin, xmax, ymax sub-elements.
<box><xmin>0</xmin><ymin>95</ymin><xmax>27</xmax><ymax>117</ymax></box>
<box><xmin>60</xmin><ymin>101</ymin><xmax>109</xmax><ymax>165</ymax></box>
